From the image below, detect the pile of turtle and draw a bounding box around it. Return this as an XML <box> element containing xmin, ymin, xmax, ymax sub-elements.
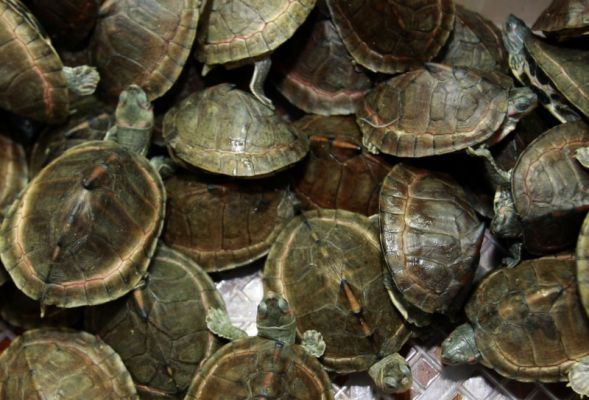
<box><xmin>0</xmin><ymin>0</ymin><xmax>588</xmax><ymax>398</ymax></box>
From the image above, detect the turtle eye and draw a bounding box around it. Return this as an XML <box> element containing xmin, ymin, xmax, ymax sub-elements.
<box><xmin>277</xmin><ymin>297</ymin><xmax>289</xmax><ymax>312</ymax></box>
<box><xmin>257</xmin><ymin>301</ymin><xmax>268</xmax><ymax>317</ymax></box>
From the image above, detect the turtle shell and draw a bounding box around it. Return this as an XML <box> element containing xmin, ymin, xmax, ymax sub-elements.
<box><xmin>163</xmin><ymin>83</ymin><xmax>309</xmax><ymax>177</ymax></box>
<box><xmin>292</xmin><ymin>115</ymin><xmax>392</xmax><ymax>216</ymax></box>
<box><xmin>380</xmin><ymin>163</ymin><xmax>484</xmax><ymax>315</ymax></box>
<box><xmin>439</xmin><ymin>5</ymin><xmax>508</xmax><ymax>73</ymax></box>
<box><xmin>0</xmin><ymin>0</ymin><xmax>69</xmax><ymax>123</ymax></box>
<box><xmin>184</xmin><ymin>336</ymin><xmax>333</xmax><ymax>399</ymax></box>
<box><xmin>533</xmin><ymin>0</ymin><xmax>589</xmax><ymax>41</ymax></box>
<box><xmin>264</xmin><ymin>209</ymin><xmax>410</xmax><ymax>373</ymax></box>
<box><xmin>196</xmin><ymin>0</ymin><xmax>317</xmax><ymax>66</ymax></box>
<box><xmin>511</xmin><ymin>120</ymin><xmax>589</xmax><ymax>255</ymax></box>
<box><xmin>578</xmin><ymin>213</ymin><xmax>589</xmax><ymax>317</ymax></box>
<box><xmin>162</xmin><ymin>171</ymin><xmax>294</xmax><ymax>272</ymax></box>
<box><xmin>357</xmin><ymin>63</ymin><xmax>509</xmax><ymax>157</ymax></box>
<box><xmin>0</xmin><ymin>328</ymin><xmax>138</xmax><ymax>399</ymax></box>
<box><xmin>465</xmin><ymin>256</ymin><xmax>589</xmax><ymax>382</ymax></box>
<box><xmin>85</xmin><ymin>244</ymin><xmax>225</xmax><ymax>399</ymax></box>
<box><xmin>326</xmin><ymin>0</ymin><xmax>455</xmax><ymax>73</ymax></box>
<box><xmin>23</xmin><ymin>0</ymin><xmax>100</xmax><ymax>48</ymax></box>
<box><xmin>0</xmin><ymin>140</ymin><xmax>165</xmax><ymax>307</ymax></box>
<box><xmin>92</xmin><ymin>0</ymin><xmax>200</xmax><ymax>100</ymax></box>
<box><xmin>273</xmin><ymin>18</ymin><xmax>373</xmax><ymax>115</ymax></box>
<box><xmin>0</xmin><ymin>134</ymin><xmax>27</xmax><ymax>218</ymax></box>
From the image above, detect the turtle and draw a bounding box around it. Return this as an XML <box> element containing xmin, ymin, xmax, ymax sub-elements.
<box><xmin>0</xmin><ymin>328</ymin><xmax>138</xmax><ymax>399</ymax></box>
<box><xmin>163</xmin><ymin>83</ymin><xmax>309</xmax><ymax>177</ymax></box>
<box><xmin>92</xmin><ymin>0</ymin><xmax>200</xmax><ymax>101</ymax></box>
<box><xmin>578</xmin><ymin>212</ymin><xmax>589</xmax><ymax>317</ymax></box>
<box><xmin>0</xmin><ymin>84</ymin><xmax>166</xmax><ymax>308</ymax></box>
<box><xmin>379</xmin><ymin>163</ymin><xmax>485</xmax><ymax>324</ymax></box>
<box><xmin>22</xmin><ymin>0</ymin><xmax>101</xmax><ymax>48</ymax></box>
<box><xmin>85</xmin><ymin>244</ymin><xmax>226</xmax><ymax>399</ymax></box>
<box><xmin>481</xmin><ymin>120</ymin><xmax>589</xmax><ymax>255</ymax></box>
<box><xmin>356</xmin><ymin>63</ymin><xmax>537</xmax><ymax>158</ymax></box>
<box><xmin>441</xmin><ymin>256</ymin><xmax>589</xmax><ymax>398</ymax></box>
<box><xmin>438</xmin><ymin>4</ymin><xmax>509</xmax><ymax>73</ymax></box>
<box><xmin>326</xmin><ymin>0</ymin><xmax>455</xmax><ymax>74</ymax></box>
<box><xmin>292</xmin><ymin>115</ymin><xmax>393</xmax><ymax>216</ymax></box>
<box><xmin>184</xmin><ymin>291</ymin><xmax>333</xmax><ymax>399</ymax></box>
<box><xmin>0</xmin><ymin>133</ymin><xmax>27</xmax><ymax>218</ymax></box>
<box><xmin>503</xmin><ymin>14</ymin><xmax>589</xmax><ymax>122</ymax></box>
<box><xmin>196</xmin><ymin>0</ymin><xmax>317</xmax><ymax>107</ymax></box>
<box><xmin>0</xmin><ymin>0</ymin><xmax>99</xmax><ymax>123</ymax></box>
<box><xmin>533</xmin><ymin>0</ymin><xmax>589</xmax><ymax>41</ymax></box>
<box><xmin>264</xmin><ymin>209</ymin><xmax>413</xmax><ymax>394</ymax></box>
<box><xmin>273</xmin><ymin>17</ymin><xmax>373</xmax><ymax>116</ymax></box>
<box><xmin>162</xmin><ymin>171</ymin><xmax>294</xmax><ymax>273</ymax></box>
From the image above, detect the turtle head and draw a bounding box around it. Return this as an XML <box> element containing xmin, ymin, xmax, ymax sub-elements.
<box><xmin>116</xmin><ymin>85</ymin><xmax>153</xmax><ymax>130</ymax></box>
<box><xmin>441</xmin><ymin>323</ymin><xmax>481</xmax><ymax>365</ymax></box>
<box><xmin>256</xmin><ymin>292</ymin><xmax>296</xmax><ymax>344</ymax></box>
<box><xmin>498</xmin><ymin>87</ymin><xmax>537</xmax><ymax>140</ymax></box>
<box><xmin>368</xmin><ymin>353</ymin><xmax>412</xmax><ymax>394</ymax></box>
<box><xmin>502</xmin><ymin>15</ymin><xmax>530</xmax><ymax>56</ymax></box>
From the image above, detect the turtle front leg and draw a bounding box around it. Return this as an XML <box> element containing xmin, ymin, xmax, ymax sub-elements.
<box><xmin>368</xmin><ymin>353</ymin><xmax>412</xmax><ymax>394</ymax></box>
<box><xmin>575</xmin><ymin>147</ymin><xmax>589</xmax><ymax>169</ymax></box>
<box><xmin>250</xmin><ymin>58</ymin><xmax>273</xmax><ymax>109</ymax></box>
<box><xmin>206</xmin><ymin>308</ymin><xmax>248</xmax><ymax>341</ymax></box>
<box><xmin>301</xmin><ymin>330</ymin><xmax>326</xmax><ymax>358</ymax></box>
<box><xmin>63</xmin><ymin>66</ymin><xmax>100</xmax><ymax>97</ymax></box>
<box><xmin>568</xmin><ymin>356</ymin><xmax>589</xmax><ymax>397</ymax></box>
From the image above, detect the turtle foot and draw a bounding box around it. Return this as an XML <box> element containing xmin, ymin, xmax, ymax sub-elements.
<box><xmin>368</xmin><ymin>353</ymin><xmax>412</xmax><ymax>394</ymax></box>
<box><xmin>301</xmin><ymin>330</ymin><xmax>326</xmax><ymax>358</ymax></box>
<box><xmin>568</xmin><ymin>356</ymin><xmax>589</xmax><ymax>397</ymax></box>
<box><xmin>575</xmin><ymin>147</ymin><xmax>589</xmax><ymax>169</ymax></box>
<box><xmin>63</xmin><ymin>66</ymin><xmax>100</xmax><ymax>97</ymax></box>
<box><xmin>206</xmin><ymin>307</ymin><xmax>247</xmax><ymax>341</ymax></box>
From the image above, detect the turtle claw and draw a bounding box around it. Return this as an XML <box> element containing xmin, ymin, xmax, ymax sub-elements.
<box><xmin>568</xmin><ymin>356</ymin><xmax>589</xmax><ymax>397</ymax></box>
<box><xmin>63</xmin><ymin>66</ymin><xmax>100</xmax><ymax>97</ymax></box>
<box><xmin>368</xmin><ymin>353</ymin><xmax>412</xmax><ymax>394</ymax></box>
<box><xmin>575</xmin><ymin>147</ymin><xmax>589</xmax><ymax>169</ymax></box>
<box><xmin>301</xmin><ymin>330</ymin><xmax>326</xmax><ymax>358</ymax></box>
<box><xmin>206</xmin><ymin>307</ymin><xmax>247</xmax><ymax>341</ymax></box>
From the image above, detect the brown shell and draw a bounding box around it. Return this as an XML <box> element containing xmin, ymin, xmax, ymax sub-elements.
<box><xmin>163</xmin><ymin>84</ymin><xmax>309</xmax><ymax>177</ymax></box>
<box><xmin>0</xmin><ymin>328</ymin><xmax>138</xmax><ymax>399</ymax></box>
<box><xmin>293</xmin><ymin>115</ymin><xmax>392</xmax><ymax>216</ymax></box>
<box><xmin>0</xmin><ymin>140</ymin><xmax>165</xmax><ymax>307</ymax></box>
<box><xmin>326</xmin><ymin>0</ymin><xmax>455</xmax><ymax>73</ymax></box>
<box><xmin>533</xmin><ymin>0</ymin><xmax>589</xmax><ymax>40</ymax></box>
<box><xmin>85</xmin><ymin>244</ymin><xmax>225</xmax><ymax>398</ymax></box>
<box><xmin>578</xmin><ymin>213</ymin><xmax>589</xmax><ymax>316</ymax></box>
<box><xmin>273</xmin><ymin>18</ymin><xmax>373</xmax><ymax>115</ymax></box>
<box><xmin>0</xmin><ymin>134</ymin><xmax>27</xmax><ymax>218</ymax></box>
<box><xmin>380</xmin><ymin>163</ymin><xmax>484</xmax><ymax>314</ymax></box>
<box><xmin>92</xmin><ymin>0</ymin><xmax>200</xmax><ymax>100</ymax></box>
<box><xmin>197</xmin><ymin>0</ymin><xmax>317</xmax><ymax>65</ymax></box>
<box><xmin>185</xmin><ymin>336</ymin><xmax>333</xmax><ymax>400</ymax></box>
<box><xmin>466</xmin><ymin>256</ymin><xmax>589</xmax><ymax>381</ymax></box>
<box><xmin>264</xmin><ymin>209</ymin><xmax>410</xmax><ymax>373</ymax></box>
<box><xmin>512</xmin><ymin>120</ymin><xmax>589</xmax><ymax>255</ymax></box>
<box><xmin>439</xmin><ymin>5</ymin><xmax>508</xmax><ymax>73</ymax></box>
<box><xmin>357</xmin><ymin>64</ymin><xmax>508</xmax><ymax>157</ymax></box>
<box><xmin>0</xmin><ymin>0</ymin><xmax>68</xmax><ymax>123</ymax></box>
<box><xmin>163</xmin><ymin>171</ymin><xmax>294</xmax><ymax>272</ymax></box>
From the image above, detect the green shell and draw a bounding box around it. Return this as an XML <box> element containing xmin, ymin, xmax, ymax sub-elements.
<box><xmin>163</xmin><ymin>84</ymin><xmax>309</xmax><ymax>177</ymax></box>
<box><xmin>533</xmin><ymin>0</ymin><xmax>589</xmax><ymax>41</ymax></box>
<box><xmin>85</xmin><ymin>244</ymin><xmax>225</xmax><ymax>399</ymax></box>
<box><xmin>264</xmin><ymin>209</ymin><xmax>410</xmax><ymax>374</ymax></box>
<box><xmin>0</xmin><ymin>328</ymin><xmax>138</xmax><ymax>399</ymax></box>
<box><xmin>162</xmin><ymin>172</ymin><xmax>294</xmax><ymax>272</ymax></box>
<box><xmin>0</xmin><ymin>140</ymin><xmax>166</xmax><ymax>307</ymax></box>
<box><xmin>466</xmin><ymin>256</ymin><xmax>589</xmax><ymax>382</ymax></box>
<box><xmin>184</xmin><ymin>336</ymin><xmax>333</xmax><ymax>399</ymax></box>
<box><xmin>197</xmin><ymin>0</ymin><xmax>317</xmax><ymax>66</ymax></box>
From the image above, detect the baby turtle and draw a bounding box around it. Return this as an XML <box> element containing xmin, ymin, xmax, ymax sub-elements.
<box><xmin>92</xmin><ymin>0</ymin><xmax>200</xmax><ymax>100</ymax></box>
<box><xmin>0</xmin><ymin>328</ymin><xmax>138</xmax><ymax>399</ymax></box>
<box><xmin>196</xmin><ymin>0</ymin><xmax>316</xmax><ymax>106</ymax></box>
<box><xmin>326</xmin><ymin>0</ymin><xmax>455</xmax><ymax>73</ymax></box>
<box><xmin>0</xmin><ymin>0</ymin><xmax>99</xmax><ymax>123</ymax></box>
<box><xmin>184</xmin><ymin>292</ymin><xmax>333</xmax><ymax>399</ymax></box>
<box><xmin>533</xmin><ymin>0</ymin><xmax>589</xmax><ymax>41</ymax></box>
<box><xmin>264</xmin><ymin>209</ymin><xmax>413</xmax><ymax>394</ymax></box>
<box><xmin>163</xmin><ymin>171</ymin><xmax>294</xmax><ymax>272</ymax></box>
<box><xmin>163</xmin><ymin>84</ymin><xmax>309</xmax><ymax>177</ymax></box>
<box><xmin>85</xmin><ymin>244</ymin><xmax>225</xmax><ymax>399</ymax></box>
<box><xmin>442</xmin><ymin>256</ymin><xmax>589</xmax><ymax>398</ymax></box>
<box><xmin>380</xmin><ymin>163</ymin><xmax>485</xmax><ymax>323</ymax></box>
<box><xmin>357</xmin><ymin>63</ymin><xmax>537</xmax><ymax>157</ymax></box>
<box><xmin>578</xmin><ymin>212</ymin><xmax>589</xmax><ymax>317</ymax></box>
<box><xmin>0</xmin><ymin>85</ymin><xmax>165</xmax><ymax>308</ymax></box>
<box><xmin>503</xmin><ymin>15</ymin><xmax>589</xmax><ymax>122</ymax></box>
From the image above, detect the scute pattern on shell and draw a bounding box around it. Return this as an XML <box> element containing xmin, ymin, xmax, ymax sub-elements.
<box><xmin>466</xmin><ymin>257</ymin><xmax>589</xmax><ymax>382</ymax></box>
<box><xmin>380</xmin><ymin>163</ymin><xmax>484</xmax><ymax>314</ymax></box>
<box><xmin>533</xmin><ymin>0</ymin><xmax>589</xmax><ymax>38</ymax></box>
<box><xmin>0</xmin><ymin>329</ymin><xmax>138</xmax><ymax>399</ymax></box>
<box><xmin>0</xmin><ymin>134</ymin><xmax>27</xmax><ymax>218</ymax></box>
<box><xmin>0</xmin><ymin>141</ymin><xmax>165</xmax><ymax>307</ymax></box>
